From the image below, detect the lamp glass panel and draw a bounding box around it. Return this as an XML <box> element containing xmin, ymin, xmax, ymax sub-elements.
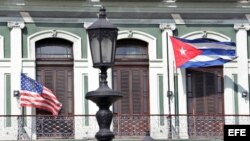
<box><xmin>112</xmin><ymin>39</ymin><xmax>117</xmax><ymax>62</ymax></box>
<box><xmin>101</xmin><ymin>38</ymin><xmax>112</xmax><ymax>63</ymax></box>
<box><xmin>91</xmin><ymin>37</ymin><xmax>100</xmax><ymax>63</ymax></box>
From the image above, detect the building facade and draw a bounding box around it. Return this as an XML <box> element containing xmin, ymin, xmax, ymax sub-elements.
<box><xmin>0</xmin><ymin>0</ymin><xmax>250</xmax><ymax>140</ymax></box>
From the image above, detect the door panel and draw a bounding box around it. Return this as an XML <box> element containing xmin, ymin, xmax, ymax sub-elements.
<box><xmin>113</xmin><ymin>66</ymin><xmax>149</xmax><ymax>136</ymax></box>
<box><xmin>36</xmin><ymin>66</ymin><xmax>74</xmax><ymax>115</ymax></box>
<box><xmin>186</xmin><ymin>67</ymin><xmax>224</xmax><ymax>138</ymax></box>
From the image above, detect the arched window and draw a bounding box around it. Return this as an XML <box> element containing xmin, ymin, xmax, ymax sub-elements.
<box><xmin>36</xmin><ymin>38</ymin><xmax>73</xmax><ymax>59</ymax></box>
<box><xmin>115</xmin><ymin>39</ymin><xmax>148</xmax><ymax>61</ymax></box>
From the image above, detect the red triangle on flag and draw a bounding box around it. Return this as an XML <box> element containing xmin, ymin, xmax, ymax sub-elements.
<box><xmin>170</xmin><ymin>36</ymin><xmax>202</xmax><ymax>67</ymax></box>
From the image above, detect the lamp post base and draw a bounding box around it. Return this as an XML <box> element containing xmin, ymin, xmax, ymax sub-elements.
<box><xmin>96</xmin><ymin>129</ymin><xmax>114</xmax><ymax>141</ymax></box>
<box><xmin>95</xmin><ymin>103</ymin><xmax>115</xmax><ymax>141</ymax></box>
<box><xmin>86</xmin><ymin>86</ymin><xmax>122</xmax><ymax>141</ymax></box>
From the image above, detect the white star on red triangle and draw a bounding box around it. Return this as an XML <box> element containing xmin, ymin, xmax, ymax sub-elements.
<box><xmin>179</xmin><ymin>47</ymin><xmax>187</xmax><ymax>56</ymax></box>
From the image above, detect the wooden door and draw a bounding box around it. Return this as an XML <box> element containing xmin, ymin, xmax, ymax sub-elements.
<box><xmin>34</xmin><ymin>38</ymin><xmax>74</xmax><ymax>139</ymax></box>
<box><xmin>36</xmin><ymin>66</ymin><xmax>74</xmax><ymax>116</ymax></box>
<box><xmin>36</xmin><ymin>65</ymin><xmax>74</xmax><ymax>139</ymax></box>
<box><xmin>186</xmin><ymin>67</ymin><xmax>224</xmax><ymax>138</ymax></box>
<box><xmin>113</xmin><ymin>66</ymin><xmax>149</xmax><ymax>136</ymax></box>
<box><xmin>113</xmin><ymin>38</ymin><xmax>149</xmax><ymax>136</ymax></box>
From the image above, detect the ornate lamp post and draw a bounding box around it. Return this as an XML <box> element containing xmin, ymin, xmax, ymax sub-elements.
<box><xmin>86</xmin><ymin>7</ymin><xmax>122</xmax><ymax>141</ymax></box>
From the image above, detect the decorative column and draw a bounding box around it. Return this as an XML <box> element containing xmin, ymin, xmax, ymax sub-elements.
<box><xmin>234</xmin><ymin>24</ymin><xmax>250</xmax><ymax>115</ymax></box>
<box><xmin>8</xmin><ymin>21</ymin><xmax>25</xmax><ymax>115</ymax></box>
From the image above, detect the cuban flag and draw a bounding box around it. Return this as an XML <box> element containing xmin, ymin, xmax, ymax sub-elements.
<box><xmin>169</xmin><ymin>36</ymin><xmax>237</xmax><ymax>68</ymax></box>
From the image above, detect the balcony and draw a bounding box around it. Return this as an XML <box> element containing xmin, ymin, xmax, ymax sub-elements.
<box><xmin>0</xmin><ymin>114</ymin><xmax>249</xmax><ymax>140</ymax></box>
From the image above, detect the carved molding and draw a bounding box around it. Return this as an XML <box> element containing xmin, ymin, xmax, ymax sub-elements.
<box><xmin>51</xmin><ymin>30</ymin><xmax>57</xmax><ymax>37</ymax></box>
<box><xmin>159</xmin><ymin>23</ymin><xmax>176</xmax><ymax>31</ymax></box>
<box><xmin>28</xmin><ymin>30</ymin><xmax>82</xmax><ymax>60</ymax></box>
<box><xmin>182</xmin><ymin>30</ymin><xmax>231</xmax><ymax>41</ymax></box>
<box><xmin>128</xmin><ymin>30</ymin><xmax>133</xmax><ymax>38</ymax></box>
<box><xmin>202</xmin><ymin>30</ymin><xmax>208</xmax><ymax>38</ymax></box>
<box><xmin>234</xmin><ymin>24</ymin><xmax>250</xmax><ymax>31</ymax></box>
<box><xmin>7</xmin><ymin>21</ymin><xmax>25</xmax><ymax>29</ymax></box>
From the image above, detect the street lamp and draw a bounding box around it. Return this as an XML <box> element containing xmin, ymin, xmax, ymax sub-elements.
<box><xmin>85</xmin><ymin>7</ymin><xmax>122</xmax><ymax>141</ymax></box>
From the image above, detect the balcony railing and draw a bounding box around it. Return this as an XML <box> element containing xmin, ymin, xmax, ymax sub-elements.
<box><xmin>0</xmin><ymin>114</ymin><xmax>249</xmax><ymax>140</ymax></box>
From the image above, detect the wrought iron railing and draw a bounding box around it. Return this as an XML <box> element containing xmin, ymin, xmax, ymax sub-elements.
<box><xmin>36</xmin><ymin>115</ymin><xmax>75</xmax><ymax>139</ymax></box>
<box><xmin>0</xmin><ymin>114</ymin><xmax>249</xmax><ymax>140</ymax></box>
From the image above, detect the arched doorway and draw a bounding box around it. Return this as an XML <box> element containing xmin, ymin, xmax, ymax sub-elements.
<box><xmin>35</xmin><ymin>38</ymin><xmax>74</xmax><ymax>139</ymax></box>
<box><xmin>178</xmin><ymin>33</ymin><xmax>229</xmax><ymax>138</ymax></box>
<box><xmin>112</xmin><ymin>39</ymin><xmax>150</xmax><ymax>136</ymax></box>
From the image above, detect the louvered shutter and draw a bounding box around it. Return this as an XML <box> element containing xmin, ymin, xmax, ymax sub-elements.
<box><xmin>196</xmin><ymin>71</ymin><xmax>206</xmax><ymax>114</ymax></box>
<box><xmin>120</xmin><ymin>70</ymin><xmax>130</xmax><ymax>114</ymax></box>
<box><xmin>132</xmin><ymin>70</ymin><xmax>141</xmax><ymax>114</ymax></box>
<box><xmin>36</xmin><ymin>67</ymin><xmax>74</xmax><ymax>115</ymax></box>
<box><xmin>187</xmin><ymin>68</ymin><xmax>224</xmax><ymax>115</ymax></box>
<box><xmin>186</xmin><ymin>67</ymin><xmax>224</xmax><ymax>138</ymax></box>
<box><xmin>113</xmin><ymin>67</ymin><xmax>149</xmax><ymax>115</ymax></box>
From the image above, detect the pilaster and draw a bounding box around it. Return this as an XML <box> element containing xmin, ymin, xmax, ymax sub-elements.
<box><xmin>160</xmin><ymin>23</ymin><xmax>176</xmax><ymax>116</ymax></box>
<box><xmin>234</xmin><ymin>23</ymin><xmax>250</xmax><ymax>115</ymax></box>
<box><xmin>0</xmin><ymin>35</ymin><xmax>3</xmax><ymax>59</ymax></box>
<box><xmin>159</xmin><ymin>23</ymin><xmax>176</xmax><ymax>115</ymax></box>
<box><xmin>8</xmin><ymin>21</ymin><xmax>25</xmax><ymax>115</ymax></box>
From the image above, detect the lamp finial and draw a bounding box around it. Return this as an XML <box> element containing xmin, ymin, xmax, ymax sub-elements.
<box><xmin>99</xmin><ymin>7</ymin><xmax>106</xmax><ymax>18</ymax></box>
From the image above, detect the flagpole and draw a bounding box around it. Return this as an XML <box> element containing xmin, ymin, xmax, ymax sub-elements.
<box><xmin>21</xmin><ymin>106</ymin><xmax>25</xmax><ymax>137</ymax></box>
<box><xmin>18</xmin><ymin>72</ymin><xmax>32</xmax><ymax>140</ymax></box>
<box><xmin>18</xmin><ymin>72</ymin><xmax>27</xmax><ymax>139</ymax></box>
<box><xmin>20</xmin><ymin>72</ymin><xmax>25</xmax><ymax>129</ymax></box>
<box><xmin>16</xmin><ymin>90</ymin><xmax>25</xmax><ymax>140</ymax></box>
<box><xmin>21</xmin><ymin>106</ymin><xmax>24</xmax><ymax>127</ymax></box>
<box><xmin>166</xmin><ymin>33</ymin><xmax>172</xmax><ymax>139</ymax></box>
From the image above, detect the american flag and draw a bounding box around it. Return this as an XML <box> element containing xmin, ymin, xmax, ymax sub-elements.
<box><xmin>20</xmin><ymin>73</ymin><xmax>62</xmax><ymax>116</ymax></box>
